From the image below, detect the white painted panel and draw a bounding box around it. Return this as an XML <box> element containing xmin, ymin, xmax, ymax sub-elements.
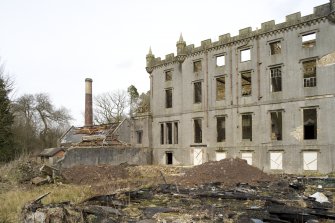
<box><xmin>193</xmin><ymin>148</ymin><xmax>203</xmax><ymax>166</ymax></box>
<box><xmin>241</xmin><ymin>152</ymin><xmax>253</xmax><ymax>165</ymax></box>
<box><xmin>215</xmin><ymin>152</ymin><xmax>227</xmax><ymax>161</ymax></box>
<box><xmin>303</xmin><ymin>152</ymin><xmax>318</xmax><ymax>170</ymax></box>
<box><xmin>270</xmin><ymin>152</ymin><xmax>283</xmax><ymax>170</ymax></box>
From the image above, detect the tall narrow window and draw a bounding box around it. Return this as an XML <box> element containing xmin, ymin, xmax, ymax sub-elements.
<box><xmin>166</xmin><ymin>122</ymin><xmax>172</xmax><ymax>144</ymax></box>
<box><xmin>165</xmin><ymin>70</ymin><xmax>172</xmax><ymax>81</ymax></box>
<box><xmin>160</xmin><ymin>123</ymin><xmax>164</xmax><ymax>144</ymax></box>
<box><xmin>194</xmin><ymin>82</ymin><xmax>202</xmax><ymax>103</ymax></box>
<box><xmin>165</xmin><ymin>89</ymin><xmax>172</xmax><ymax>108</ymax></box>
<box><xmin>303</xmin><ymin>60</ymin><xmax>316</xmax><ymax>87</ymax></box>
<box><xmin>302</xmin><ymin>32</ymin><xmax>316</xmax><ymax>48</ymax></box>
<box><xmin>217</xmin><ymin>116</ymin><xmax>226</xmax><ymax>142</ymax></box>
<box><xmin>270</xmin><ymin>41</ymin><xmax>281</xmax><ymax>55</ymax></box>
<box><xmin>136</xmin><ymin>130</ymin><xmax>143</xmax><ymax>144</ymax></box>
<box><xmin>216</xmin><ymin>77</ymin><xmax>225</xmax><ymax>101</ymax></box>
<box><xmin>216</xmin><ymin>55</ymin><xmax>225</xmax><ymax>66</ymax></box>
<box><xmin>241</xmin><ymin>49</ymin><xmax>251</xmax><ymax>62</ymax></box>
<box><xmin>241</xmin><ymin>71</ymin><xmax>252</xmax><ymax>96</ymax></box>
<box><xmin>166</xmin><ymin>152</ymin><xmax>173</xmax><ymax>165</ymax></box>
<box><xmin>174</xmin><ymin>122</ymin><xmax>178</xmax><ymax>144</ymax></box>
<box><xmin>303</xmin><ymin>108</ymin><xmax>317</xmax><ymax>140</ymax></box>
<box><xmin>270</xmin><ymin>67</ymin><xmax>282</xmax><ymax>92</ymax></box>
<box><xmin>193</xmin><ymin>60</ymin><xmax>202</xmax><ymax>72</ymax></box>
<box><xmin>194</xmin><ymin>119</ymin><xmax>202</xmax><ymax>143</ymax></box>
<box><xmin>242</xmin><ymin>114</ymin><xmax>252</xmax><ymax>141</ymax></box>
<box><xmin>270</xmin><ymin>111</ymin><xmax>282</xmax><ymax>140</ymax></box>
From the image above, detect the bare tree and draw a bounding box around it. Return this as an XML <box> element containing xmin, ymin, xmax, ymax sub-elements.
<box><xmin>94</xmin><ymin>90</ymin><xmax>128</xmax><ymax>124</ymax></box>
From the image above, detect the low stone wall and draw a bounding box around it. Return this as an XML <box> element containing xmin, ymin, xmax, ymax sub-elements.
<box><xmin>59</xmin><ymin>146</ymin><xmax>152</xmax><ymax>168</ymax></box>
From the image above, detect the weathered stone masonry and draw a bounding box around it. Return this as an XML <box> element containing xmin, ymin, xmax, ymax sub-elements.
<box><xmin>141</xmin><ymin>1</ymin><xmax>335</xmax><ymax>174</ymax></box>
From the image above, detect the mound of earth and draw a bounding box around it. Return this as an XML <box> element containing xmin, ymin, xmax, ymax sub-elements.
<box><xmin>179</xmin><ymin>158</ymin><xmax>273</xmax><ymax>186</ymax></box>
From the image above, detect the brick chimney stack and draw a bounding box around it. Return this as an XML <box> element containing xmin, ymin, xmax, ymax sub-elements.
<box><xmin>85</xmin><ymin>78</ymin><xmax>93</xmax><ymax>127</ymax></box>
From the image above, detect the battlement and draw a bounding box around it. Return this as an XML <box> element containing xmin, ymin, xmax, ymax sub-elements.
<box><xmin>147</xmin><ymin>1</ymin><xmax>335</xmax><ymax>70</ymax></box>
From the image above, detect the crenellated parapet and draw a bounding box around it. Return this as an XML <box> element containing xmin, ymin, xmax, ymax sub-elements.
<box><xmin>145</xmin><ymin>1</ymin><xmax>335</xmax><ymax>73</ymax></box>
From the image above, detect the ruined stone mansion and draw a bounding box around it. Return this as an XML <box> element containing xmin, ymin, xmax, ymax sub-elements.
<box><xmin>133</xmin><ymin>0</ymin><xmax>335</xmax><ymax>174</ymax></box>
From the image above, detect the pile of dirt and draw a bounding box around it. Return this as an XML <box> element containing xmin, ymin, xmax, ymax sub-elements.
<box><xmin>179</xmin><ymin>158</ymin><xmax>273</xmax><ymax>186</ymax></box>
<box><xmin>61</xmin><ymin>164</ymin><xmax>130</xmax><ymax>185</ymax></box>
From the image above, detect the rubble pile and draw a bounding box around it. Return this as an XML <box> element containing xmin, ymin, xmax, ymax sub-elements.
<box><xmin>179</xmin><ymin>158</ymin><xmax>273</xmax><ymax>186</ymax></box>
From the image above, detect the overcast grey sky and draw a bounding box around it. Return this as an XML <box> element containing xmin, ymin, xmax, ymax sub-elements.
<box><xmin>0</xmin><ymin>0</ymin><xmax>329</xmax><ymax>126</ymax></box>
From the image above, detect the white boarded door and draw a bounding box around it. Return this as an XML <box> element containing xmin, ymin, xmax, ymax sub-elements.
<box><xmin>270</xmin><ymin>152</ymin><xmax>283</xmax><ymax>170</ymax></box>
<box><xmin>303</xmin><ymin>151</ymin><xmax>318</xmax><ymax>170</ymax></box>
<box><xmin>215</xmin><ymin>152</ymin><xmax>227</xmax><ymax>161</ymax></box>
<box><xmin>193</xmin><ymin>148</ymin><xmax>203</xmax><ymax>165</ymax></box>
<box><xmin>241</xmin><ymin>152</ymin><xmax>253</xmax><ymax>165</ymax></box>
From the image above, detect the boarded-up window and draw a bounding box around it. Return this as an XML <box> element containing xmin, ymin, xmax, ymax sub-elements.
<box><xmin>217</xmin><ymin>116</ymin><xmax>226</xmax><ymax>142</ymax></box>
<box><xmin>194</xmin><ymin>119</ymin><xmax>202</xmax><ymax>143</ymax></box>
<box><xmin>241</xmin><ymin>49</ymin><xmax>251</xmax><ymax>62</ymax></box>
<box><xmin>216</xmin><ymin>77</ymin><xmax>225</xmax><ymax>101</ymax></box>
<box><xmin>304</xmin><ymin>108</ymin><xmax>317</xmax><ymax>140</ymax></box>
<box><xmin>241</xmin><ymin>71</ymin><xmax>252</xmax><ymax>96</ymax></box>
<box><xmin>270</xmin><ymin>111</ymin><xmax>282</xmax><ymax>140</ymax></box>
<box><xmin>215</xmin><ymin>152</ymin><xmax>227</xmax><ymax>161</ymax></box>
<box><xmin>242</xmin><ymin>152</ymin><xmax>253</xmax><ymax>165</ymax></box>
<box><xmin>302</xmin><ymin>33</ymin><xmax>316</xmax><ymax>48</ymax></box>
<box><xmin>165</xmin><ymin>89</ymin><xmax>172</xmax><ymax>108</ymax></box>
<box><xmin>270</xmin><ymin>41</ymin><xmax>281</xmax><ymax>55</ymax></box>
<box><xmin>166</xmin><ymin>122</ymin><xmax>172</xmax><ymax>144</ymax></box>
<box><xmin>270</xmin><ymin>67</ymin><xmax>282</xmax><ymax>92</ymax></box>
<box><xmin>193</xmin><ymin>60</ymin><xmax>202</xmax><ymax>72</ymax></box>
<box><xmin>303</xmin><ymin>60</ymin><xmax>316</xmax><ymax>87</ymax></box>
<box><xmin>303</xmin><ymin>151</ymin><xmax>317</xmax><ymax>170</ymax></box>
<box><xmin>165</xmin><ymin>70</ymin><xmax>172</xmax><ymax>81</ymax></box>
<box><xmin>193</xmin><ymin>148</ymin><xmax>203</xmax><ymax>165</ymax></box>
<box><xmin>216</xmin><ymin>55</ymin><xmax>225</xmax><ymax>66</ymax></box>
<box><xmin>194</xmin><ymin>82</ymin><xmax>202</xmax><ymax>103</ymax></box>
<box><xmin>174</xmin><ymin>122</ymin><xmax>178</xmax><ymax>144</ymax></box>
<box><xmin>270</xmin><ymin>152</ymin><xmax>283</xmax><ymax>170</ymax></box>
<box><xmin>160</xmin><ymin>123</ymin><xmax>164</xmax><ymax>144</ymax></box>
<box><xmin>136</xmin><ymin>130</ymin><xmax>143</xmax><ymax>144</ymax></box>
<box><xmin>242</xmin><ymin>114</ymin><xmax>252</xmax><ymax>141</ymax></box>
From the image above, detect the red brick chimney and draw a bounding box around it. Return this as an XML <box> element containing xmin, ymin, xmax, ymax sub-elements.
<box><xmin>85</xmin><ymin>78</ymin><xmax>93</xmax><ymax>127</ymax></box>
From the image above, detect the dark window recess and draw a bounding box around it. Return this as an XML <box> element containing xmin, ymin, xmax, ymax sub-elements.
<box><xmin>166</xmin><ymin>152</ymin><xmax>173</xmax><ymax>165</ymax></box>
<box><xmin>241</xmin><ymin>71</ymin><xmax>252</xmax><ymax>96</ymax></box>
<box><xmin>136</xmin><ymin>130</ymin><xmax>143</xmax><ymax>144</ymax></box>
<box><xmin>166</xmin><ymin>123</ymin><xmax>173</xmax><ymax>144</ymax></box>
<box><xmin>270</xmin><ymin>41</ymin><xmax>281</xmax><ymax>55</ymax></box>
<box><xmin>194</xmin><ymin>82</ymin><xmax>202</xmax><ymax>103</ymax></box>
<box><xmin>270</xmin><ymin>112</ymin><xmax>282</xmax><ymax>140</ymax></box>
<box><xmin>303</xmin><ymin>60</ymin><xmax>316</xmax><ymax>87</ymax></box>
<box><xmin>304</xmin><ymin>109</ymin><xmax>317</xmax><ymax>140</ymax></box>
<box><xmin>165</xmin><ymin>70</ymin><xmax>172</xmax><ymax>81</ymax></box>
<box><xmin>174</xmin><ymin>122</ymin><xmax>178</xmax><ymax>144</ymax></box>
<box><xmin>194</xmin><ymin>119</ymin><xmax>202</xmax><ymax>143</ymax></box>
<box><xmin>217</xmin><ymin>116</ymin><xmax>226</xmax><ymax>142</ymax></box>
<box><xmin>193</xmin><ymin>61</ymin><xmax>202</xmax><ymax>72</ymax></box>
<box><xmin>160</xmin><ymin>123</ymin><xmax>164</xmax><ymax>144</ymax></box>
<box><xmin>216</xmin><ymin>77</ymin><xmax>225</xmax><ymax>101</ymax></box>
<box><xmin>270</xmin><ymin>67</ymin><xmax>282</xmax><ymax>92</ymax></box>
<box><xmin>242</xmin><ymin>114</ymin><xmax>252</xmax><ymax>141</ymax></box>
<box><xmin>302</xmin><ymin>33</ymin><xmax>316</xmax><ymax>48</ymax></box>
<box><xmin>165</xmin><ymin>89</ymin><xmax>172</xmax><ymax>108</ymax></box>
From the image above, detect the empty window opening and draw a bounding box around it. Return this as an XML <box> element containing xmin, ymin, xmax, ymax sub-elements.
<box><xmin>303</xmin><ymin>60</ymin><xmax>316</xmax><ymax>87</ymax></box>
<box><xmin>270</xmin><ymin>111</ymin><xmax>282</xmax><ymax>140</ymax></box>
<box><xmin>241</xmin><ymin>71</ymin><xmax>252</xmax><ymax>96</ymax></box>
<box><xmin>270</xmin><ymin>67</ymin><xmax>282</xmax><ymax>92</ymax></box>
<box><xmin>174</xmin><ymin>122</ymin><xmax>178</xmax><ymax>144</ymax></box>
<box><xmin>165</xmin><ymin>70</ymin><xmax>172</xmax><ymax>81</ymax></box>
<box><xmin>216</xmin><ymin>77</ymin><xmax>225</xmax><ymax>101</ymax></box>
<box><xmin>303</xmin><ymin>108</ymin><xmax>317</xmax><ymax>140</ymax></box>
<box><xmin>270</xmin><ymin>152</ymin><xmax>283</xmax><ymax>170</ymax></box>
<box><xmin>217</xmin><ymin>116</ymin><xmax>226</xmax><ymax>142</ymax></box>
<box><xmin>166</xmin><ymin>122</ymin><xmax>173</xmax><ymax>144</ymax></box>
<box><xmin>216</xmin><ymin>55</ymin><xmax>225</xmax><ymax>66</ymax></box>
<box><xmin>193</xmin><ymin>60</ymin><xmax>202</xmax><ymax>72</ymax></box>
<box><xmin>241</xmin><ymin>49</ymin><xmax>251</xmax><ymax>62</ymax></box>
<box><xmin>302</xmin><ymin>33</ymin><xmax>316</xmax><ymax>48</ymax></box>
<box><xmin>136</xmin><ymin>130</ymin><xmax>143</xmax><ymax>144</ymax></box>
<box><xmin>194</xmin><ymin>82</ymin><xmax>202</xmax><ymax>103</ymax></box>
<box><xmin>160</xmin><ymin>123</ymin><xmax>164</xmax><ymax>144</ymax></box>
<box><xmin>303</xmin><ymin>151</ymin><xmax>317</xmax><ymax>171</ymax></box>
<box><xmin>166</xmin><ymin>152</ymin><xmax>173</xmax><ymax>165</ymax></box>
<box><xmin>270</xmin><ymin>41</ymin><xmax>281</xmax><ymax>55</ymax></box>
<box><xmin>242</xmin><ymin>114</ymin><xmax>252</xmax><ymax>141</ymax></box>
<box><xmin>215</xmin><ymin>152</ymin><xmax>227</xmax><ymax>161</ymax></box>
<box><xmin>165</xmin><ymin>89</ymin><xmax>172</xmax><ymax>108</ymax></box>
<box><xmin>241</xmin><ymin>152</ymin><xmax>253</xmax><ymax>165</ymax></box>
<box><xmin>194</xmin><ymin>119</ymin><xmax>202</xmax><ymax>143</ymax></box>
